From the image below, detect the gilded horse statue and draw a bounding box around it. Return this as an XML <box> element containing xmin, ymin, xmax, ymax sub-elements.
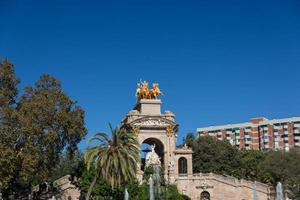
<box><xmin>136</xmin><ymin>81</ymin><xmax>162</xmax><ymax>100</ymax></box>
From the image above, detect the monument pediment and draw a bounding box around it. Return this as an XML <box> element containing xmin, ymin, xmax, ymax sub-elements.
<box><xmin>129</xmin><ymin>116</ymin><xmax>177</xmax><ymax>129</ymax></box>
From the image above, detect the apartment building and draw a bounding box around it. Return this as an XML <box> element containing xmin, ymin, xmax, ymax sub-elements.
<box><xmin>197</xmin><ymin>117</ymin><xmax>300</xmax><ymax>151</ymax></box>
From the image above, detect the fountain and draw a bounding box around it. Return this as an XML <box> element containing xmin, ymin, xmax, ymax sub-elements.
<box><xmin>124</xmin><ymin>187</ymin><xmax>129</xmax><ymax>200</ymax></box>
<box><xmin>276</xmin><ymin>182</ymin><xmax>283</xmax><ymax>200</ymax></box>
<box><xmin>253</xmin><ymin>181</ymin><xmax>258</xmax><ymax>200</ymax></box>
<box><xmin>149</xmin><ymin>175</ymin><xmax>154</xmax><ymax>200</ymax></box>
<box><xmin>152</xmin><ymin>165</ymin><xmax>161</xmax><ymax>186</ymax></box>
<box><xmin>145</xmin><ymin>145</ymin><xmax>162</xmax><ymax>200</ymax></box>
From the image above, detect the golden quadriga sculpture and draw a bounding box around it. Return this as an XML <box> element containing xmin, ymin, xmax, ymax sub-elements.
<box><xmin>135</xmin><ymin>81</ymin><xmax>162</xmax><ymax>100</ymax></box>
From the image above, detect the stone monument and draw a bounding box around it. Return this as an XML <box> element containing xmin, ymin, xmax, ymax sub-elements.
<box><xmin>121</xmin><ymin>81</ymin><xmax>274</xmax><ymax>200</ymax></box>
<box><xmin>121</xmin><ymin>80</ymin><xmax>192</xmax><ymax>184</ymax></box>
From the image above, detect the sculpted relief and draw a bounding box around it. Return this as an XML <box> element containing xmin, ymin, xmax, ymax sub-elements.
<box><xmin>129</xmin><ymin>118</ymin><xmax>177</xmax><ymax>138</ymax></box>
<box><xmin>133</xmin><ymin>118</ymin><xmax>170</xmax><ymax>127</ymax></box>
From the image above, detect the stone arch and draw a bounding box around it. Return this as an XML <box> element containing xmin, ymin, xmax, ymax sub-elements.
<box><xmin>178</xmin><ymin>157</ymin><xmax>188</xmax><ymax>174</ymax></box>
<box><xmin>141</xmin><ymin>137</ymin><xmax>164</xmax><ymax>171</ymax></box>
<box><xmin>200</xmin><ymin>191</ymin><xmax>210</xmax><ymax>200</ymax></box>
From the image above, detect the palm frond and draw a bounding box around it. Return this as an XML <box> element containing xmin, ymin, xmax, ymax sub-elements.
<box><xmin>84</xmin><ymin>124</ymin><xmax>140</xmax><ymax>189</ymax></box>
<box><xmin>88</xmin><ymin>132</ymin><xmax>109</xmax><ymax>144</ymax></box>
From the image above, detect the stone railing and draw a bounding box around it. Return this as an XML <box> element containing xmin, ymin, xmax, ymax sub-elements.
<box><xmin>186</xmin><ymin>172</ymin><xmax>271</xmax><ymax>192</ymax></box>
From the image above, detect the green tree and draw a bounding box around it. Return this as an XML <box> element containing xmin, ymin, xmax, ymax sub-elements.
<box><xmin>185</xmin><ymin>132</ymin><xmax>195</xmax><ymax>148</ymax></box>
<box><xmin>125</xmin><ymin>181</ymin><xmax>148</xmax><ymax>200</ymax></box>
<box><xmin>80</xmin><ymin>166</ymin><xmax>150</xmax><ymax>200</ymax></box>
<box><xmin>0</xmin><ymin>58</ymin><xmax>19</xmax><ymax>106</ymax></box>
<box><xmin>16</xmin><ymin>74</ymin><xmax>87</xmax><ymax>185</ymax></box>
<box><xmin>49</xmin><ymin>151</ymin><xmax>84</xmax><ymax>182</ymax></box>
<box><xmin>79</xmin><ymin>166</ymin><xmax>114</xmax><ymax>199</ymax></box>
<box><xmin>0</xmin><ymin>60</ymin><xmax>87</xmax><ymax>195</ymax></box>
<box><xmin>190</xmin><ymin>136</ymin><xmax>241</xmax><ymax>177</ymax></box>
<box><xmin>259</xmin><ymin>148</ymin><xmax>300</xmax><ymax>198</ymax></box>
<box><xmin>163</xmin><ymin>185</ymin><xmax>191</xmax><ymax>200</ymax></box>
<box><xmin>84</xmin><ymin>125</ymin><xmax>140</xmax><ymax>200</ymax></box>
<box><xmin>239</xmin><ymin>150</ymin><xmax>266</xmax><ymax>181</ymax></box>
<box><xmin>0</xmin><ymin>59</ymin><xmax>21</xmax><ymax>191</ymax></box>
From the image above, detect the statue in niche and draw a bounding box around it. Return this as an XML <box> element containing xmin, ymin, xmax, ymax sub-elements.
<box><xmin>145</xmin><ymin>144</ymin><xmax>161</xmax><ymax>167</ymax></box>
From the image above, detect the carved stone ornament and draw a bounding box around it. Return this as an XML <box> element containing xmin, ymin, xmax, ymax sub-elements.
<box><xmin>134</xmin><ymin>118</ymin><xmax>169</xmax><ymax>127</ymax></box>
<box><xmin>196</xmin><ymin>180</ymin><xmax>214</xmax><ymax>190</ymax></box>
<box><xmin>166</xmin><ymin>125</ymin><xmax>175</xmax><ymax>137</ymax></box>
<box><xmin>130</xmin><ymin>125</ymin><xmax>140</xmax><ymax>136</ymax></box>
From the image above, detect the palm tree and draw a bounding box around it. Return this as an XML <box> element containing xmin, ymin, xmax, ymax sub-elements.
<box><xmin>84</xmin><ymin>124</ymin><xmax>140</xmax><ymax>200</ymax></box>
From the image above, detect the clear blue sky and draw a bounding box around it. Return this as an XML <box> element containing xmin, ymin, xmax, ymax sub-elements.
<box><xmin>1</xmin><ymin>0</ymin><xmax>300</xmax><ymax>149</ymax></box>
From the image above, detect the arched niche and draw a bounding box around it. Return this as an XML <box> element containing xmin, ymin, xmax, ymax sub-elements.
<box><xmin>200</xmin><ymin>191</ymin><xmax>210</xmax><ymax>200</ymax></box>
<box><xmin>141</xmin><ymin>137</ymin><xmax>164</xmax><ymax>171</ymax></box>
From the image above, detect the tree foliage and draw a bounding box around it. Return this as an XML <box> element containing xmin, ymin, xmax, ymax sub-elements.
<box><xmin>80</xmin><ymin>166</ymin><xmax>148</xmax><ymax>200</ymax></box>
<box><xmin>16</xmin><ymin>75</ymin><xmax>86</xmax><ymax>183</ymax></box>
<box><xmin>79</xmin><ymin>166</ymin><xmax>189</xmax><ymax>200</ymax></box>
<box><xmin>0</xmin><ymin>59</ymin><xmax>87</xmax><ymax>195</ymax></box>
<box><xmin>191</xmin><ymin>136</ymin><xmax>241</xmax><ymax>177</ymax></box>
<box><xmin>49</xmin><ymin>151</ymin><xmax>85</xmax><ymax>182</ymax></box>
<box><xmin>79</xmin><ymin>166</ymin><xmax>114</xmax><ymax>199</ymax></box>
<box><xmin>184</xmin><ymin>132</ymin><xmax>195</xmax><ymax>148</ymax></box>
<box><xmin>185</xmin><ymin>134</ymin><xmax>300</xmax><ymax>198</ymax></box>
<box><xmin>258</xmin><ymin>148</ymin><xmax>300</xmax><ymax>198</ymax></box>
<box><xmin>239</xmin><ymin>150</ymin><xmax>266</xmax><ymax>181</ymax></box>
<box><xmin>0</xmin><ymin>59</ymin><xmax>20</xmax><ymax>191</ymax></box>
<box><xmin>84</xmin><ymin>125</ymin><xmax>140</xmax><ymax>199</ymax></box>
<box><xmin>163</xmin><ymin>185</ymin><xmax>191</xmax><ymax>200</ymax></box>
<box><xmin>0</xmin><ymin>59</ymin><xmax>19</xmax><ymax>106</ymax></box>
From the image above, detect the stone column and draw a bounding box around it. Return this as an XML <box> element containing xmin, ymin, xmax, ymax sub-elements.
<box><xmin>166</xmin><ymin>126</ymin><xmax>176</xmax><ymax>184</ymax></box>
<box><xmin>187</xmin><ymin>154</ymin><xmax>193</xmax><ymax>178</ymax></box>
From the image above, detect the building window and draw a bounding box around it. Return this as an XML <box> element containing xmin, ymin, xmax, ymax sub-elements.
<box><xmin>264</xmin><ymin>136</ymin><xmax>269</xmax><ymax>140</ymax></box>
<box><xmin>294</xmin><ymin>122</ymin><xmax>300</xmax><ymax>128</ymax></box>
<box><xmin>200</xmin><ymin>191</ymin><xmax>210</xmax><ymax>200</ymax></box>
<box><xmin>178</xmin><ymin>157</ymin><xmax>187</xmax><ymax>174</ymax></box>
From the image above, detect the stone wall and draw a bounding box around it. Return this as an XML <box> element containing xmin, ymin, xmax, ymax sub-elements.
<box><xmin>176</xmin><ymin>173</ymin><xmax>275</xmax><ymax>200</ymax></box>
<box><xmin>53</xmin><ymin>175</ymin><xmax>81</xmax><ymax>200</ymax></box>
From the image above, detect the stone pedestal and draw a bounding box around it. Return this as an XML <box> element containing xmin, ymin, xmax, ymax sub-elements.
<box><xmin>134</xmin><ymin>99</ymin><xmax>162</xmax><ymax>115</ymax></box>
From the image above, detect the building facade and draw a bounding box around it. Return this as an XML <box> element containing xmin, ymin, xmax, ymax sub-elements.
<box><xmin>197</xmin><ymin>117</ymin><xmax>300</xmax><ymax>151</ymax></box>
